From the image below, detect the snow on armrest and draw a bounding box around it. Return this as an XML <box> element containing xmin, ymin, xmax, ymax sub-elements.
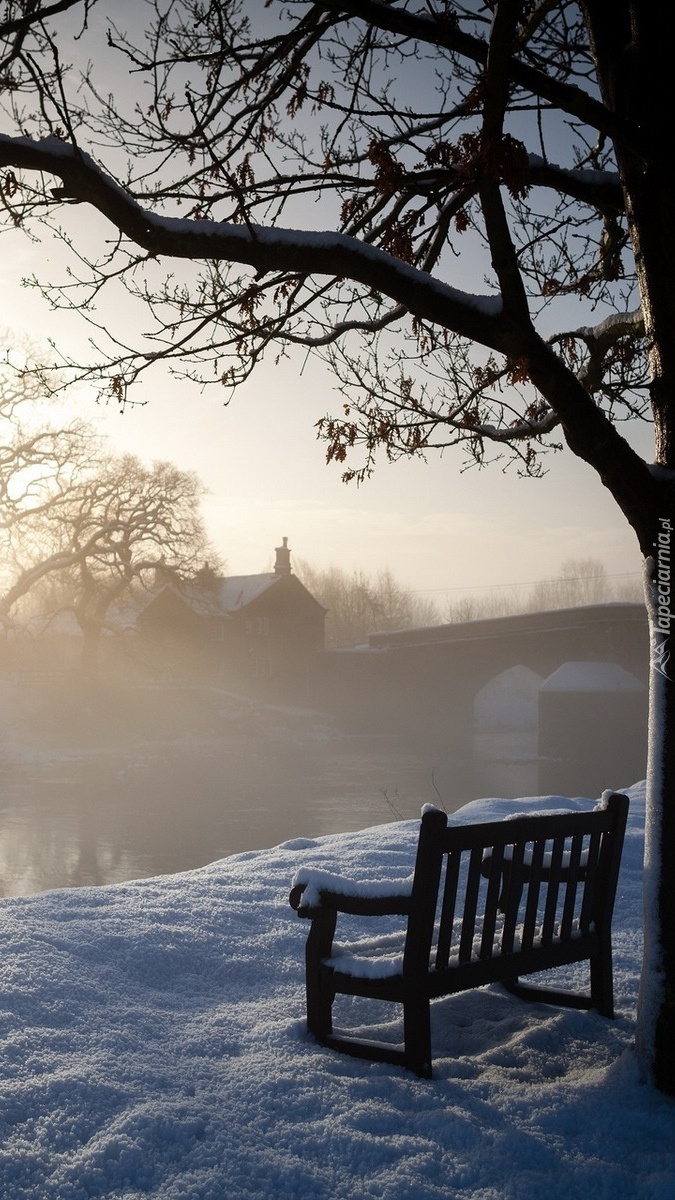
<box><xmin>290</xmin><ymin>867</ymin><xmax>413</xmax><ymax>912</ymax></box>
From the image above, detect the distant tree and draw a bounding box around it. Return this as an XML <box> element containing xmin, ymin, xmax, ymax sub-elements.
<box><xmin>528</xmin><ymin>557</ymin><xmax>610</xmax><ymax>611</ymax></box>
<box><xmin>50</xmin><ymin>454</ymin><xmax>214</xmax><ymax>675</ymax></box>
<box><xmin>0</xmin><ymin>360</ymin><xmax>214</xmax><ymax>670</ymax></box>
<box><xmin>0</xmin><ymin>357</ymin><xmax>96</xmax><ymax>621</ymax></box>
<box><xmin>1</xmin><ymin>1</ymin><xmax>675</xmax><ymax>1092</ymax></box>
<box><xmin>445</xmin><ymin>558</ymin><xmax>641</xmax><ymax>622</ymax></box>
<box><xmin>297</xmin><ymin>561</ymin><xmax>439</xmax><ymax>646</ymax></box>
<box><xmin>612</xmin><ymin>574</ymin><xmax>644</xmax><ymax>605</ymax></box>
<box><xmin>445</xmin><ymin>588</ymin><xmax>519</xmax><ymax>624</ymax></box>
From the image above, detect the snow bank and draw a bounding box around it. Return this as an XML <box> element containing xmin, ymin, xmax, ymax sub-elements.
<box><xmin>0</xmin><ymin>780</ymin><xmax>672</xmax><ymax>1199</ymax></box>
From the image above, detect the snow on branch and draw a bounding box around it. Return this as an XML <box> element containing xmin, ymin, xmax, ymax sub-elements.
<box><xmin>0</xmin><ymin>134</ymin><xmax>508</xmax><ymax>352</ymax></box>
<box><xmin>549</xmin><ymin>308</ymin><xmax>646</xmax><ymax>394</ymax></box>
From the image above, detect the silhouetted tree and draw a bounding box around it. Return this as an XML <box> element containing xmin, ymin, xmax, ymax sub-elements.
<box><xmin>0</xmin><ymin>2</ymin><xmax>673</xmax><ymax>1092</ymax></box>
<box><xmin>0</xmin><ymin>356</ymin><xmax>96</xmax><ymax>620</ymax></box>
<box><xmin>0</xmin><ymin>359</ymin><xmax>213</xmax><ymax>670</ymax></box>
<box><xmin>55</xmin><ymin>454</ymin><xmax>212</xmax><ymax>675</ymax></box>
<box><xmin>445</xmin><ymin>558</ymin><xmax>642</xmax><ymax>621</ymax></box>
<box><xmin>528</xmin><ymin>557</ymin><xmax>609</xmax><ymax>611</ymax></box>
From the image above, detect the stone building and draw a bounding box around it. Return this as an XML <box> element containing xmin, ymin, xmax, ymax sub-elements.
<box><xmin>137</xmin><ymin>538</ymin><xmax>326</xmax><ymax>698</ymax></box>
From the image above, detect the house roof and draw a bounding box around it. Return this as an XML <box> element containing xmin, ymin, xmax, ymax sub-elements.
<box><xmin>138</xmin><ymin>569</ymin><xmax>326</xmax><ymax>624</ymax></box>
<box><xmin>8</xmin><ymin>563</ymin><xmax>325</xmax><ymax>641</ymax></box>
<box><xmin>217</xmin><ymin>574</ymin><xmax>280</xmax><ymax>611</ymax></box>
<box><xmin>144</xmin><ymin>573</ymin><xmax>281</xmax><ymax>618</ymax></box>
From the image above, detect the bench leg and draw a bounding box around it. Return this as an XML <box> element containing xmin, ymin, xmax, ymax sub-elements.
<box><xmin>403</xmin><ymin>994</ymin><xmax>433</xmax><ymax>1078</ymax></box>
<box><xmin>590</xmin><ymin>941</ymin><xmax>615</xmax><ymax>1018</ymax></box>
<box><xmin>306</xmin><ymin>969</ymin><xmax>336</xmax><ymax>1039</ymax></box>
<box><xmin>305</xmin><ymin>910</ymin><xmax>337</xmax><ymax>1038</ymax></box>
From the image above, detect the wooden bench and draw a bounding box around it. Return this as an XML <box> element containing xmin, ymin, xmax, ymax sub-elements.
<box><xmin>289</xmin><ymin>792</ymin><xmax>629</xmax><ymax>1078</ymax></box>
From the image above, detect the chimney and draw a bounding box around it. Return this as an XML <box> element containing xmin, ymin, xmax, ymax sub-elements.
<box><xmin>153</xmin><ymin>560</ymin><xmax>175</xmax><ymax>588</ymax></box>
<box><xmin>274</xmin><ymin>536</ymin><xmax>292</xmax><ymax>575</ymax></box>
<box><xmin>195</xmin><ymin>562</ymin><xmax>219</xmax><ymax>590</ymax></box>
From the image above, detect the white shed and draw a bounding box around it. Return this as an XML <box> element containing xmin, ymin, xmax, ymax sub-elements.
<box><xmin>538</xmin><ymin>660</ymin><xmax>647</xmax><ymax>797</ymax></box>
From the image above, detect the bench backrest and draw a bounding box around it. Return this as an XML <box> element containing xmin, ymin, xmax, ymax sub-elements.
<box><xmin>403</xmin><ymin>794</ymin><xmax>629</xmax><ymax>979</ymax></box>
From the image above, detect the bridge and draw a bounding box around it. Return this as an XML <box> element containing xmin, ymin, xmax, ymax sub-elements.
<box><xmin>318</xmin><ymin>602</ymin><xmax>649</xmax><ymax>751</ymax></box>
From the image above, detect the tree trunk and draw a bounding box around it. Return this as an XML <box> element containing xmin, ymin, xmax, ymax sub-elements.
<box><xmin>638</xmin><ymin>543</ymin><xmax>675</xmax><ymax>1094</ymax></box>
<box><xmin>80</xmin><ymin>623</ymin><xmax>101</xmax><ymax>680</ymax></box>
<box><xmin>581</xmin><ymin>0</ymin><xmax>675</xmax><ymax>1095</ymax></box>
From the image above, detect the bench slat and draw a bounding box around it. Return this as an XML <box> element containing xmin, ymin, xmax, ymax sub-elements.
<box><xmin>501</xmin><ymin>840</ymin><xmax>526</xmax><ymax>954</ymax></box>
<box><xmin>560</xmin><ymin>833</ymin><xmax>585</xmax><ymax>939</ymax></box>
<box><xmin>579</xmin><ymin>830</ymin><xmax>602</xmax><ymax>933</ymax></box>
<box><xmin>542</xmin><ymin>837</ymin><xmax>565</xmax><ymax>945</ymax></box>
<box><xmin>521</xmin><ymin>837</ymin><xmax>545</xmax><ymax>951</ymax></box>
<box><xmin>480</xmin><ymin>843</ymin><xmax>506</xmax><ymax>958</ymax></box>
<box><xmin>436</xmin><ymin>850</ymin><xmax>461</xmax><ymax>969</ymax></box>
<box><xmin>459</xmin><ymin>847</ymin><xmax>485</xmax><ymax>962</ymax></box>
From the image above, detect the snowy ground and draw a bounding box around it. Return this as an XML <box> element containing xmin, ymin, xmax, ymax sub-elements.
<box><xmin>0</xmin><ymin>777</ymin><xmax>673</xmax><ymax>1199</ymax></box>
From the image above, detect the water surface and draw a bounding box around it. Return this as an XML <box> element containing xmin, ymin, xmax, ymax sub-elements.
<box><xmin>0</xmin><ymin>682</ymin><xmax>538</xmax><ymax>896</ymax></box>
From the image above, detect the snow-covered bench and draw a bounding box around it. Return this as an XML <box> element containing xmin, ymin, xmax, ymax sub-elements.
<box><xmin>289</xmin><ymin>793</ymin><xmax>629</xmax><ymax>1078</ymax></box>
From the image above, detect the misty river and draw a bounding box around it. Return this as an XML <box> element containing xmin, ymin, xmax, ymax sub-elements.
<box><xmin>0</xmin><ymin>681</ymin><xmax>539</xmax><ymax>897</ymax></box>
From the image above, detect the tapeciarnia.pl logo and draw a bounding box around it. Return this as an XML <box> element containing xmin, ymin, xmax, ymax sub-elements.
<box><xmin>654</xmin><ymin>517</ymin><xmax>672</xmax><ymax>680</ymax></box>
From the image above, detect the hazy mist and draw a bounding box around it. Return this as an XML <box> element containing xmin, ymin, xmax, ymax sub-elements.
<box><xmin>0</xmin><ymin>597</ymin><xmax>648</xmax><ymax>898</ymax></box>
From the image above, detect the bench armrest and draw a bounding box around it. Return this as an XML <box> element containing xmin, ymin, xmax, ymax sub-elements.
<box><xmin>289</xmin><ymin>869</ymin><xmax>412</xmax><ymax>918</ymax></box>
